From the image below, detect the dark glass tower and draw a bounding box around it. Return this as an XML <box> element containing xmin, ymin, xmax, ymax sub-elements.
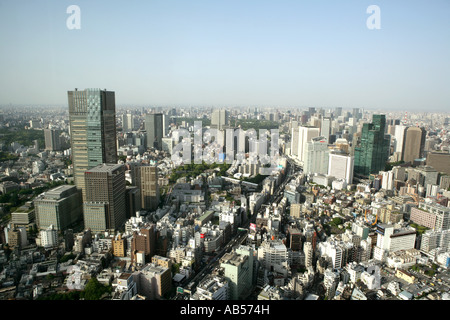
<box><xmin>354</xmin><ymin>114</ymin><xmax>390</xmax><ymax>176</ymax></box>
<box><xmin>145</xmin><ymin>113</ymin><xmax>164</xmax><ymax>150</ymax></box>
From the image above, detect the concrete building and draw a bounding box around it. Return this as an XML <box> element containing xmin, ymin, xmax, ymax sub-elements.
<box><xmin>44</xmin><ymin>128</ymin><xmax>61</xmax><ymax>151</ymax></box>
<box><xmin>134</xmin><ymin>263</ymin><xmax>171</xmax><ymax>300</ymax></box>
<box><xmin>328</xmin><ymin>151</ymin><xmax>354</xmax><ymax>184</ymax></box>
<box><xmin>34</xmin><ymin>185</ymin><xmax>83</xmax><ymax>231</ymax></box>
<box><xmin>191</xmin><ymin>275</ymin><xmax>230</xmax><ymax>300</ymax></box>
<box><xmin>427</xmin><ymin>152</ymin><xmax>450</xmax><ymax>175</ymax></box>
<box><xmin>403</xmin><ymin>126</ymin><xmax>426</xmax><ymax>164</ymax></box>
<box><xmin>291</xmin><ymin>126</ymin><xmax>320</xmax><ymax>163</ymax></box>
<box><xmin>303</xmin><ymin>136</ymin><xmax>329</xmax><ymax>175</ymax></box>
<box><xmin>145</xmin><ymin>113</ymin><xmax>164</xmax><ymax>150</ymax></box>
<box><xmin>40</xmin><ymin>225</ymin><xmax>58</xmax><ymax>248</ymax></box>
<box><xmin>83</xmin><ymin>164</ymin><xmax>126</xmax><ymax>233</ymax></box>
<box><xmin>138</xmin><ymin>165</ymin><xmax>160</xmax><ymax>212</ymax></box>
<box><xmin>131</xmin><ymin>224</ymin><xmax>156</xmax><ymax>265</ymax></box>
<box><xmin>410</xmin><ymin>202</ymin><xmax>450</xmax><ymax>231</ymax></box>
<box><xmin>220</xmin><ymin>245</ymin><xmax>254</xmax><ymax>300</ymax></box>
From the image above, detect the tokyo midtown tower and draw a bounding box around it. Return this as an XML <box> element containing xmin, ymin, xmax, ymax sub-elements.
<box><xmin>68</xmin><ymin>88</ymin><xmax>118</xmax><ymax>201</ymax></box>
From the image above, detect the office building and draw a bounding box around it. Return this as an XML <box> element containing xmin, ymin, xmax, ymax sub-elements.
<box><xmin>321</xmin><ymin>117</ymin><xmax>331</xmax><ymax>141</ymax></box>
<box><xmin>131</xmin><ymin>224</ymin><xmax>156</xmax><ymax>265</ymax></box>
<box><xmin>145</xmin><ymin>113</ymin><xmax>164</xmax><ymax>150</ymax></box>
<box><xmin>34</xmin><ymin>185</ymin><xmax>83</xmax><ymax>231</ymax></box>
<box><xmin>403</xmin><ymin>127</ymin><xmax>426</xmax><ymax>164</ymax></box>
<box><xmin>291</xmin><ymin>126</ymin><xmax>320</xmax><ymax>163</ymax></box>
<box><xmin>394</xmin><ymin>125</ymin><xmax>408</xmax><ymax>156</ymax></box>
<box><xmin>44</xmin><ymin>128</ymin><xmax>61</xmax><ymax>151</ymax></box>
<box><xmin>211</xmin><ymin>109</ymin><xmax>229</xmax><ymax>131</ymax></box>
<box><xmin>354</xmin><ymin>114</ymin><xmax>390</xmax><ymax>176</ymax></box>
<box><xmin>68</xmin><ymin>88</ymin><xmax>117</xmax><ymax>200</ymax></box>
<box><xmin>191</xmin><ymin>275</ymin><xmax>230</xmax><ymax>300</ymax></box>
<box><xmin>374</xmin><ymin>224</ymin><xmax>416</xmax><ymax>261</ymax></box>
<box><xmin>40</xmin><ymin>225</ymin><xmax>58</xmax><ymax>248</ymax></box>
<box><xmin>328</xmin><ymin>151</ymin><xmax>354</xmax><ymax>184</ymax></box>
<box><xmin>410</xmin><ymin>202</ymin><xmax>450</xmax><ymax>231</ymax></box>
<box><xmin>220</xmin><ymin>245</ymin><xmax>254</xmax><ymax>300</ymax></box>
<box><xmin>122</xmin><ymin>113</ymin><xmax>134</xmax><ymax>133</ymax></box>
<box><xmin>135</xmin><ymin>263</ymin><xmax>171</xmax><ymax>300</ymax></box>
<box><xmin>303</xmin><ymin>136</ymin><xmax>329</xmax><ymax>175</ymax></box>
<box><xmin>427</xmin><ymin>152</ymin><xmax>450</xmax><ymax>175</ymax></box>
<box><xmin>138</xmin><ymin>165</ymin><xmax>160</xmax><ymax>212</ymax></box>
<box><xmin>112</xmin><ymin>234</ymin><xmax>127</xmax><ymax>257</ymax></box>
<box><xmin>83</xmin><ymin>163</ymin><xmax>126</xmax><ymax>232</ymax></box>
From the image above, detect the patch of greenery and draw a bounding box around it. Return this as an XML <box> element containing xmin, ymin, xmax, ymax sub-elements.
<box><xmin>0</xmin><ymin>152</ymin><xmax>19</xmax><ymax>162</ymax></box>
<box><xmin>410</xmin><ymin>223</ymin><xmax>429</xmax><ymax>235</ymax></box>
<box><xmin>36</xmin><ymin>277</ymin><xmax>111</xmax><ymax>301</ymax></box>
<box><xmin>0</xmin><ymin>127</ymin><xmax>44</xmax><ymax>149</ymax></box>
<box><xmin>169</xmin><ymin>162</ymin><xmax>230</xmax><ymax>183</ymax></box>
<box><xmin>235</xmin><ymin>119</ymin><xmax>279</xmax><ymax>131</ymax></box>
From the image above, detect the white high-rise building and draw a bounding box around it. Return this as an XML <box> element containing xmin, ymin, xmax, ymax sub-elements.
<box><xmin>394</xmin><ymin>125</ymin><xmax>408</xmax><ymax>154</ymax></box>
<box><xmin>321</xmin><ymin>117</ymin><xmax>331</xmax><ymax>141</ymax></box>
<box><xmin>381</xmin><ymin>171</ymin><xmax>394</xmax><ymax>191</ymax></box>
<box><xmin>40</xmin><ymin>225</ymin><xmax>58</xmax><ymax>248</ymax></box>
<box><xmin>122</xmin><ymin>113</ymin><xmax>134</xmax><ymax>133</ymax></box>
<box><xmin>303</xmin><ymin>136</ymin><xmax>329</xmax><ymax>175</ymax></box>
<box><xmin>294</xmin><ymin>126</ymin><xmax>320</xmax><ymax>164</ymax></box>
<box><xmin>304</xmin><ymin>242</ymin><xmax>313</xmax><ymax>267</ymax></box>
<box><xmin>328</xmin><ymin>152</ymin><xmax>354</xmax><ymax>184</ymax></box>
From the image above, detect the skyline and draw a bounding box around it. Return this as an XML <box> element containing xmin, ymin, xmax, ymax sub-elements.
<box><xmin>1</xmin><ymin>0</ymin><xmax>450</xmax><ymax>112</ymax></box>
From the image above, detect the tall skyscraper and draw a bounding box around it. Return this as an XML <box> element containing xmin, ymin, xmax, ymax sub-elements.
<box><xmin>393</xmin><ymin>125</ymin><xmax>408</xmax><ymax>158</ymax></box>
<box><xmin>44</xmin><ymin>128</ymin><xmax>61</xmax><ymax>151</ymax></box>
<box><xmin>122</xmin><ymin>113</ymin><xmax>134</xmax><ymax>133</ymax></box>
<box><xmin>291</xmin><ymin>126</ymin><xmax>320</xmax><ymax>163</ymax></box>
<box><xmin>211</xmin><ymin>109</ymin><xmax>229</xmax><ymax>130</ymax></box>
<box><xmin>354</xmin><ymin>114</ymin><xmax>390</xmax><ymax>176</ymax></box>
<box><xmin>139</xmin><ymin>165</ymin><xmax>160</xmax><ymax>212</ymax></box>
<box><xmin>83</xmin><ymin>163</ymin><xmax>126</xmax><ymax>232</ymax></box>
<box><xmin>321</xmin><ymin>117</ymin><xmax>331</xmax><ymax>142</ymax></box>
<box><xmin>303</xmin><ymin>136</ymin><xmax>329</xmax><ymax>175</ymax></box>
<box><xmin>68</xmin><ymin>88</ymin><xmax>117</xmax><ymax>200</ymax></box>
<box><xmin>145</xmin><ymin>113</ymin><xmax>164</xmax><ymax>150</ymax></box>
<box><xmin>402</xmin><ymin>126</ymin><xmax>426</xmax><ymax>164</ymax></box>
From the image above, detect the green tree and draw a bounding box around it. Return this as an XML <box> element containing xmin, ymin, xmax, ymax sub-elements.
<box><xmin>81</xmin><ymin>277</ymin><xmax>111</xmax><ymax>300</ymax></box>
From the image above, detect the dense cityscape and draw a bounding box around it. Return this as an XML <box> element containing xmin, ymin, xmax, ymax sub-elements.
<box><xmin>0</xmin><ymin>97</ymin><xmax>449</xmax><ymax>304</ymax></box>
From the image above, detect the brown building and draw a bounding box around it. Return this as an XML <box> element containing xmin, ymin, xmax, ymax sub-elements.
<box><xmin>138</xmin><ymin>165</ymin><xmax>160</xmax><ymax>212</ymax></box>
<box><xmin>7</xmin><ymin>227</ymin><xmax>22</xmax><ymax>250</ymax></box>
<box><xmin>112</xmin><ymin>234</ymin><xmax>127</xmax><ymax>257</ymax></box>
<box><xmin>131</xmin><ymin>224</ymin><xmax>156</xmax><ymax>264</ymax></box>
<box><xmin>83</xmin><ymin>163</ymin><xmax>126</xmax><ymax>232</ymax></box>
<box><xmin>151</xmin><ymin>255</ymin><xmax>172</xmax><ymax>271</ymax></box>
<box><xmin>402</xmin><ymin>127</ymin><xmax>426</xmax><ymax>164</ymax></box>
<box><xmin>427</xmin><ymin>152</ymin><xmax>450</xmax><ymax>175</ymax></box>
<box><xmin>288</xmin><ymin>227</ymin><xmax>302</xmax><ymax>251</ymax></box>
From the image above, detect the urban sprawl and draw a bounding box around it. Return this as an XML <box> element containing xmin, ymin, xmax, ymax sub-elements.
<box><xmin>0</xmin><ymin>89</ymin><xmax>449</xmax><ymax>301</ymax></box>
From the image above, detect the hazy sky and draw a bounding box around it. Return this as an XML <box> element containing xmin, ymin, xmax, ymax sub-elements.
<box><xmin>1</xmin><ymin>0</ymin><xmax>449</xmax><ymax>111</ymax></box>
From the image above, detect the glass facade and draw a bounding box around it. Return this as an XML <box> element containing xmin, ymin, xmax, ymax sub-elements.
<box><xmin>354</xmin><ymin>114</ymin><xmax>390</xmax><ymax>177</ymax></box>
<box><xmin>68</xmin><ymin>88</ymin><xmax>117</xmax><ymax>200</ymax></box>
